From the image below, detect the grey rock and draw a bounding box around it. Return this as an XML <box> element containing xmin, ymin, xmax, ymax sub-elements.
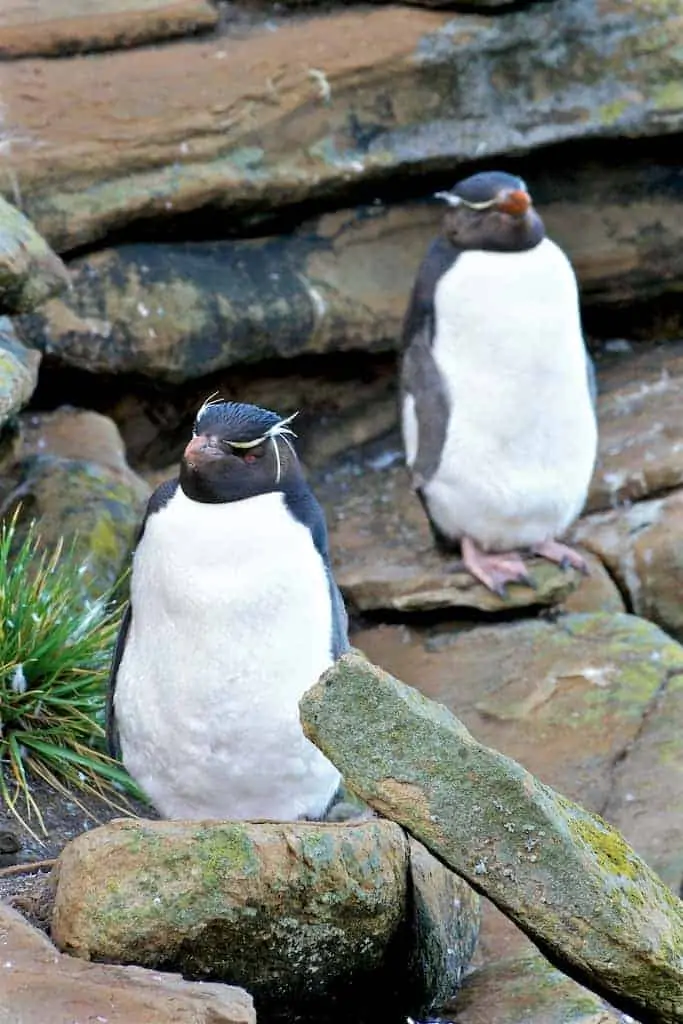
<box><xmin>0</xmin><ymin>197</ymin><xmax>69</xmax><ymax>313</ymax></box>
<box><xmin>0</xmin><ymin>317</ymin><xmax>40</xmax><ymax>427</ymax></box>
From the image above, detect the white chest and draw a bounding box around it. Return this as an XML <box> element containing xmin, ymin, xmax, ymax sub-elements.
<box><xmin>114</xmin><ymin>489</ymin><xmax>341</xmax><ymax>820</ymax></box>
<box><xmin>424</xmin><ymin>239</ymin><xmax>597</xmax><ymax>548</ymax></box>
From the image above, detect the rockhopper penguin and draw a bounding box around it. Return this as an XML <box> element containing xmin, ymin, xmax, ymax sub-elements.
<box><xmin>400</xmin><ymin>170</ymin><xmax>598</xmax><ymax>595</ymax></box>
<box><xmin>107</xmin><ymin>400</ymin><xmax>349</xmax><ymax>821</ymax></box>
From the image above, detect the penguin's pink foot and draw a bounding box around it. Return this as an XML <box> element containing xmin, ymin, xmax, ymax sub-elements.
<box><xmin>461</xmin><ymin>535</ymin><xmax>533</xmax><ymax>597</ymax></box>
<box><xmin>532</xmin><ymin>539</ymin><xmax>589</xmax><ymax>574</ymax></box>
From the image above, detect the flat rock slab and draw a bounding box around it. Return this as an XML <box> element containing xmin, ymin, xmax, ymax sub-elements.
<box><xmin>318</xmin><ymin>459</ymin><xmax>607</xmax><ymax>615</ymax></box>
<box><xmin>2</xmin><ymin>0</ymin><xmax>683</xmax><ymax>251</ymax></box>
<box><xmin>0</xmin><ymin>901</ymin><xmax>254</xmax><ymax>1024</ymax></box>
<box><xmin>0</xmin><ymin>0</ymin><xmax>218</xmax><ymax>58</ymax></box>
<box><xmin>0</xmin><ymin>318</ymin><xmax>40</xmax><ymax>427</ymax></box>
<box><xmin>51</xmin><ymin>818</ymin><xmax>480</xmax><ymax>1022</ymax></box>
<box><xmin>300</xmin><ymin>652</ymin><xmax>683</xmax><ymax>1023</ymax></box>
<box><xmin>444</xmin><ymin>949</ymin><xmax>619</xmax><ymax>1024</ymax></box>
<box><xmin>0</xmin><ymin>196</ymin><xmax>69</xmax><ymax>314</ymax></box>
<box><xmin>352</xmin><ymin>612</ymin><xmax>683</xmax><ymax>892</ymax></box>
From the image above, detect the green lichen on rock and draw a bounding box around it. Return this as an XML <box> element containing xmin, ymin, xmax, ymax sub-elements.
<box><xmin>52</xmin><ymin>817</ymin><xmax>478</xmax><ymax>1021</ymax></box>
<box><xmin>0</xmin><ymin>196</ymin><xmax>69</xmax><ymax>313</ymax></box>
<box><xmin>300</xmin><ymin>646</ymin><xmax>683</xmax><ymax>1023</ymax></box>
<box><xmin>0</xmin><ymin>317</ymin><xmax>40</xmax><ymax>425</ymax></box>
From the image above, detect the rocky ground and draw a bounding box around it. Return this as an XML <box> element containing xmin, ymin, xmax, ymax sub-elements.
<box><xmin>1</xmin><ymin>0</ymin><xmax>683</xmax><ymax>1022</ymax></box>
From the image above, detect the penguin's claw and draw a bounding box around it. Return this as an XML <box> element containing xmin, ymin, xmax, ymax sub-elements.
<box><xmin>460</xmin><ymin>536</ymin><xmax>532</xmax><ymax>597</ymax></box>
<box><xmin>532</xmin><ymin>539</ymin><xmax>589</xmax><ymax>575</ymax></box>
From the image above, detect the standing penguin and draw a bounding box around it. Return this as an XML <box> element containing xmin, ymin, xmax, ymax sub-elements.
<box><xmin>401</xmin><ymin>170</ymin><xmax>598</xmax><ymax>595</ymax></box>
<box><xmin>107</xmin><ymin>400</ymin><xmax>348</xmax><ymax>821</ymax></box>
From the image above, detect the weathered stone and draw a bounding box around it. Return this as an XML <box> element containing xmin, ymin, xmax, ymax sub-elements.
<box><xmin>587</xmin><ymin>342</ymin><xmax>683</xmax><ymax>513</ymax></box>
<box><xmin>51</xmin><ymin>817</ymin><xmax>480</xmax><ymax>1022</ymax></box>
<box><xmin>0</xmin><ymin>318</ymin><xmax>40</xmax><ymax>427</ymax></box>
<box><xmin>0</xmin><ymin>196</ymin><xmax>69</xmax><ymax>314</ymax></box>
<box><xmin>353</xmin><ymin>612</ymin><xmax>683</xmax><ymax>892</ymax></box>
<box><xmin>443</xmin><ymin>949</ymin><xmax>619</xmax><ymax>1024</ymax></box>
<box><xmin>0</xmin><ymin>901</ymin><xmax>255</xmax><ymax>1024</ymax></box>
<box><xmin>0</xmin><ymin>0</ymin><xmax>218</xmax><ymax>59</ymax></box>
<box><xmin>2</xmin><ymin>439</ymin><xmax>150</xmax><ymax>595</ymax></box>
<box><xmin>18</xmin><ymin>406</ymin><xmax>147</xmax><ymax>479</ymax></box>
<box><xmin>2</xmin><ymin>0</ymin><xmax>683</xmax><ymax>252</ymax></box>
<box><xmin>576</xmin><ymin>489</ymin><xmax>683</xmax><ymax>645</ymax></box>
<box><xmin>18</xmin><ymin>167</ymin><xmax>683</xmax><ymax>376</ymax></box>
<box><xmin>317</xmin><ymin>459</ymin><xmax>594</xmax><ymax>614</ymax></box>
<box><xmin>300</xmin><ymin>652</ymin><xmax>683</xmax><ymax>1022</ymax></box>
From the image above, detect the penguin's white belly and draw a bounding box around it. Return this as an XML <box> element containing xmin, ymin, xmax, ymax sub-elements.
<box><xmin>424</xmin><ymin>239</ymin><xmax>597</xmax><ymax>550</ymax></box>
<box><xmin>114</xmin><ymin>489</ymin><xmax>340</xmax><ymax>821</ymax></box>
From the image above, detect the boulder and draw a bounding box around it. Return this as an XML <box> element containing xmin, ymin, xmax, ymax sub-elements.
<box><xmin>442</xmin><ymin>949</ymin><xmax>620</xmax><ymax>1024</ymax></box>
<box><xmin>0</xmin><ymin>901</ymin><xmax>255</xmax><ymax>1024</ymax></box>
<box><xmin>17</xmin><ymin>168</ymin><xmax>683</xmax><ymax>378</ymax></box>
<box><xmin>317</xmin><ymin>458</ymin><xmax>601</xmax><ymax>615</ymax></box>
<box><xmin>2</xmin><ymin>0</ymin><xmax>683</xmax><ymax>252</ymax></box>
<box><xmin>575</xmin><ymin>489</ymin><xmax>683</xmax><ymax>646</ymax></box>
<box><xmin>300</xmin><ymin>651</ymin><xmax>683</xmax><ymax>1023</ymax></box>
<box><xmin>0</xmin><ymin>317</ymin><xmax>40</xmax><ymax>428</ymax></box>
<box><xmin>353</xmin><ymin>612</ymin><xmax>683</xmax><ymax>891</ymax></box>
<box><xmin>51</xmin><ymin>817</ymin><xmax>480</xmax><ymax>1022</ymax></box>
<box><xmin>2</xmin><ymin>412</ymin><xmax>150</xmax><ymax>595</ymax></box>
<box><xmin>0</xmin><ymin>1</ymin><xmax>218</xmax><ymax>59</ymax></box>
<box><xmin>0</xmin><ymin>196</ymin><xmax>69</xmax><ymax>314</ymax></box>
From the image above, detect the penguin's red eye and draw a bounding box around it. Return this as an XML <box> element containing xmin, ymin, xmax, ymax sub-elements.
<box><xmin>228</xmin><ymin>444</ymin><xmax>266</xmax><ymax>462</ymax></box>
<box><xmin>244</xmin><ymin>453</ymin><xmax>258</xmax><ymax>464</ymax></box>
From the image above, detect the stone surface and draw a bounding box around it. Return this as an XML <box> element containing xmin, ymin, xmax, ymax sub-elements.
<box><xmin>443</xmin><ymin>949</ymin><xmax>619</xmax><ymax>1024</ymax></box>
<box><xmin>0</xmin><ymin>318</ymin><xmax>40</xmax><ymax>428</ymax></box>
<box><xmin>575</xmin><ymin>489</ymin><xmax>683</xmax><ymax>645</ymax></box>
<box><xmin>0</xmin><ymin>0</ymin><xmax>218</xmax><ymax>58</ymax></box>
<box><xmin>19</xmin><ymin>166</ymin><xmax>683</xmax><ymax>377</ymax></box>
<box><xmin>352</xmin><ymin>612</ymin><xmax>683</xmax><ymax>891</ymax></box>
<box><xmin>0</xmin><ymin>901</ymin><xmax>255</xmax><ymax>1024</ymax></box>
<box><xmin>300</xmin><ymin>651</ymin><xmax>683</xmax><ymax>1023</ymax></box>
<box><xmin>587</xmin><ymin>342</ymin><xmax>683</xmax><ymax>513</ymax></box>
<box><xmin>2</xmin><ymin>426</ymin><xmax>150</xmax><ymax>594</ymax></box>
<box><xmin>2</xmin><ymin>0</ymin><xmax>683</xmax><ymax>252</ymax></box>
<box><xmin>51</xmin><ymin>818</ymin><xmax>480</xmax><ymax>1022</ymax></box>
<box><xmin>317</xmin><ymin>458</ymin><xmax>600</xmax><ymax>615</ymax></box>
<box><xmin>0</xmin><ymin>196</ymin><xmax>69</xmax><ymax>314</ymax></box>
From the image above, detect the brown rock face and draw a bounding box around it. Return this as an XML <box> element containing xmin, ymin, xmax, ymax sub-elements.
<box><xmin>0</xmin><ymin>0</ymin><xmax>218</xmax><ymax>59</ymax></box>
<box><xmin>2</xmin><ymin>0</ymin><xmax>683</xmax><ymax>252</ymax></box>
<box><xmin>0</xmin><ymin>901</ymin><xmax>255</xmax><ymax>1024</ymax></box>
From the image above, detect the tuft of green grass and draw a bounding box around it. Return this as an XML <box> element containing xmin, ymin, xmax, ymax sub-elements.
<box><xmin>0</xmin><ymin>510</ymin><xmax>143</xmax><ymax>838</ymax></box>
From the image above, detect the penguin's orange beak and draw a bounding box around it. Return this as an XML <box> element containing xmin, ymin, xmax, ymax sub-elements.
<box><xmin>184</xmin><ymin>434</ymin><xmax>222</xmax><ymax>469</ymax></box>
<box><xmin>495</xmin><ymin>188</ymin><xmax>531</xmax><ymax>217</ymax></box>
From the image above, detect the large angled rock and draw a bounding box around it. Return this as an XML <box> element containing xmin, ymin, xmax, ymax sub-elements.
<box><xmin>444</xmin><ymin>949</ymin><xmax>619</xmax><ymax>1024</ymax></box>
<box><xmin>0</xmin><ymin>1</ymin><xmax>218</xmax><ymax>59</ymax></box>
<box><xmin>317</xmin><ymin>459</ymin><xmax>608</xmax><ymax>615</ymax></box>
<box><xmin>0</xmin><ymin>902</ymin><xmax>254</xmax><ymax>1024</ymax></box>
<box><xmin>2</xmin><ymin>0</ymin><xmax>683</xmax><ymax>251</ymax></box>
<box><xmin>0</xmin><ymin>317</ymin><xmax>40</xmax><ymax>426</ymax></box>
<box><xmin>17</xmin><ymin>167</ymin><xmax>683</xmax><ymax>377</ymax></box>
<box><xmin>300</xmin><ymin>653</ymin><xmax>683</xmax><ymax>1023</ymax></box>
<box><xmin>353</xmin><ymin>612</ymin><xmax>683</xmax><ymax>892</ymax></box>
<box><xmin>0</xmin><ymin>196</ymin><xmax>69</xmax><ymax>313</ymax></box>
<box><xmin>51</xmin><ymin>818</ymin><xmax>480</xmax><ymax>1022</ymax></box>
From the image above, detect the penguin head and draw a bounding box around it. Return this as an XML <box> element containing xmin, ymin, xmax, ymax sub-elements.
<box><xmin>179</xmin><ymin>399</ymin><xmax>301</xmax><ymax>504</ymax></box>
<box><xmin>434</xmin><ymin>171</ymin><xmax>545</xmax><ymax>252</ymax></box>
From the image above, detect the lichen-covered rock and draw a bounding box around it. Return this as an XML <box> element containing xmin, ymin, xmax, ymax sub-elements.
<box><xmin>0</xmin><ymin>317</ymin><xmax>40</xmax><ymax>426</ymax></box>
<box><xmin>2</xmin><ymin>440</ymin><xmax>150</xmax><ymax>595</ymax></box>
<box><xmin>300</xmin><ymin>651</ymin><xmax>683</xmax><ymax>1023</ymax></box>
<box><xmin>2</xmin><ymin>0</ymin><xmax>683</xmax><ymax>252</ymax></box>
<box><xmin>0</xmin><ymin>197</ymin><xmax>69</xmax><ymax>313</ymax></box>
<box><xmin>51</xmin><ymin>818</ymin><xmax>480</xmax><ymax>1022</ymax></box>
<box><xmin>317</xmin><ymin>459</ymin><xmax>599</xmax><ymax>615</ymax></box>
<box><xmin>17</xmin><ymin>172</ymin><xmax>683</xmax><ymax>378</ymax></box>
<box><xmin>0</xmin><ymin>902</ymin><xmax>255</xmax><ymax>1024</ymax></box>
<box><xmin>352</xmin><ymin>613</ymin><xmax>683</xmax><ymax>891</ymax></box>
<box><xmin>443</xmin><ymin>949</ymin><xmax>619</xmax><ymax>1024</ymax></box>
<box><xmin>0</xmin><ymin>0</ymin><xmax>218</xmax><ymax>59</ymax></box>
